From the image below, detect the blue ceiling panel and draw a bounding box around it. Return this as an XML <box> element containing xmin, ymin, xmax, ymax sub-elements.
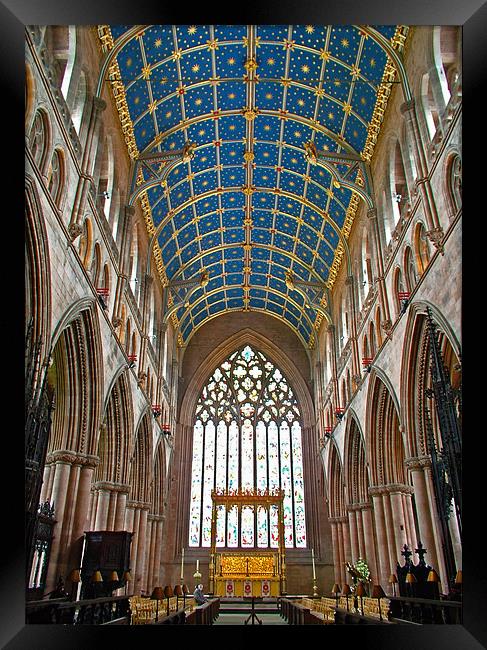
<box><xmin>187</xmin><ymin>120</ymin><xmax>215</xmax><ymax>147</ymax></box>
<box><xmin>106</xmin><ymin>23</ymin><xmax>400</xmax><ymax>345</ymax></box>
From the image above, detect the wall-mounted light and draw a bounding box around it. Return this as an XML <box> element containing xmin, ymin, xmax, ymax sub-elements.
<box><xmin>335</xmin><ymin>407</ymin><xmax>345</xmax><ymax>421</ymax></box>
<box><xmin>162</xmin><ymin>423</ymin><xmax>171</xmax><ymax>436</ymax></box>
<box><xmin>152</xmin><ymin>404</ymin><xmax>162</xmax><ymax>418</ymax></box>
<box><xmin>362</xmin><ymin>357</ymin><xmax>373</xmax><ymax>373</ymax></box>
<box><xmin>96</xmin><ymin>287</ymin><xmax>109</xmax><ymax>310</ymax></box>
<box><xmin>398</xmin><ymin>291</ymin><xmax>411</xmax><ymax>315</ymax></box>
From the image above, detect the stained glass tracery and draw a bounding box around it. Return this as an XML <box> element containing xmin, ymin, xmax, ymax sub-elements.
<box><xmin>189</xmin><ymin>345</ymin><xmax>307</xmax><ymax>547</ymax></box>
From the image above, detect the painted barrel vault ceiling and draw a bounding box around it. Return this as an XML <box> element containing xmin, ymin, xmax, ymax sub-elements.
<box><xmin>98</xmin><ymin>25</ymin><xmax>407</xmax><ymax>348</ymax></box>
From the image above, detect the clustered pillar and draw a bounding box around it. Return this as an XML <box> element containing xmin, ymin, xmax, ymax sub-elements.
<box><xmin>41</xmin><ymin>450</ymin><xmax>99</xmax><ymax>592</ymax></box>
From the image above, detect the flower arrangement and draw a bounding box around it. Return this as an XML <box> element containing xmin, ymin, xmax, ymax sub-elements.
<box><xmin>346</xmin><ymin>558</ymin><xmax>371</xmax><ymax>607</ymax></box>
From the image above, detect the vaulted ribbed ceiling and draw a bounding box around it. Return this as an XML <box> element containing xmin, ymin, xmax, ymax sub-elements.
<box><xmin>99</xmin><ymin>25</ymin><xmax>406</xmax><ymax>348</ymax></box>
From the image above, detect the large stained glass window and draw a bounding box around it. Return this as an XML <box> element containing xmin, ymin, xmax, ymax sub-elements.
<box><xmin>189</xmin><ymin>345</ymin><xmax>307</xmax><ymax>548</ymax></box>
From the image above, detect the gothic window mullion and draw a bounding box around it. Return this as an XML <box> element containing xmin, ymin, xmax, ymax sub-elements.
<box><xmin>290</xmin><ymin>421</ymin><xmax>297</xmax><ymax>548</ymax></box>
<box><xmin>198</xmin><ymin>422</ymin><xmax>206</xmax><ymax>546</ymax></box>
<box><xmin>225</xmin><ymin>420</ymin><xmax>229</xmax><ymax>546</ymax></box>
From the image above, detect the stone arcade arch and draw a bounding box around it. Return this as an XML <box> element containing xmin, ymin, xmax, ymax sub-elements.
<box><xmin>126</xmin><ymin>412</ymin><xmax>154</xmax><ymax>595</ymax></box>
<box><xmin>327</xmin><ymin>442</ymin><xmax>347</xmax><ymax>586</ymax></box>
<box><xmin>343</xmin><ymin>415</ymin><xmax>378</xmax><ymax>584</ymax></box>
<box><xmin>89</xmin><ymin>369</ymin><xmax>134</xmax><ymax>534</ymax></box>
<box><xmin>365</xmin><ymin>370</ymin><xmax>415</xmax><ymax>591</ymax></box>
<box><xmin>401</xmin><ymin>302</ymin><xmax>462</xmax><ymax>589</ymax></box>
<box><xmin>39</xmin><ymin>300</ymin><xmax>104</xmax><ymax>592</ymax></box>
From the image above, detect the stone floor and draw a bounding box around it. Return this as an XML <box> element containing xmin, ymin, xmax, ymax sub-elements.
<box><xmin>213</xmin><ymin>598</ymin><xmax>287</xmax><ymax>625</ymax></box>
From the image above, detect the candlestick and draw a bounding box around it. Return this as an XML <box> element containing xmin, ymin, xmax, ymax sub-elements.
<box><xmin>311</xmin><ymin>548</ymin><xmax>316</xmax><ymax>580</ymax></box>
<box><xmin>181</xmin><ymin>547</ymin><xmax>185</xmax><ymax>580</ymax></box>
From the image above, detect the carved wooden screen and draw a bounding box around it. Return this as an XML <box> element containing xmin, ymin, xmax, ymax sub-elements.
<box><xmin>189</xmin><ymin>345</ymin><xmax>306</xmax><ymax>548</ymax></box>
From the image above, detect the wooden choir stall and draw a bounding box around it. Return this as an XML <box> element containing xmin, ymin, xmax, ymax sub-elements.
<box><xmin>208</xmin><ymin>488</ymin><xmax>286</xmax><ymax>597</ymax></box>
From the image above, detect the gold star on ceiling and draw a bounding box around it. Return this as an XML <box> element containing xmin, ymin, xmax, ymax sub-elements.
<box><xmin>188</xmin><ymin>25</ymin><xmax>197</xmax><ymax>34</ymax></box>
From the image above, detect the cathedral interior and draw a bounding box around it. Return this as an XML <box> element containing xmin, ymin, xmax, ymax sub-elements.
<box><xmin>21</xmin><ymin>21</ymin><xmax>468</xmax><ymax>639</ymax></box>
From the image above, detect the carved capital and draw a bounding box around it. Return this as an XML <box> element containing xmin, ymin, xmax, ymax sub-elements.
<box><xmin>112</xmin><ymin>316</ymin><xmax>122</xmax><ymax>328</ymax></box>
<box><xmin>148</xmin><ymin>513</ymin><xmax>165</xmax><ymax>522</ymax></box>
<box><xmin>345</xmin><ymin>275</ymin><xmax>354</xmax><ymax>286</ymax></box>
<box><xmin>367</xmin><ymin>208</ymin><xmax>377</xmax><ymax>220</ymax></box>
<box><xmin>92</xmin><ymin>481</ymin><xmax>131</xmax><ymax>494</ymax></box>
<box><xmin>68</xmin><ymin>223</ymin><xmax>83</xmax><ymax>241</ymax></box>
<box><xmin>426</xmin><ymin>227</ymin><xmax>445</xmax><ymax>254</ymax></box>
<box><xmin>328</xmin><ymin>515</ymin><xmax>348</xmax><ymax>524</ymax></box>
<box><xmin>368</xmin><ymin>485</ymin><xmax>386</xmax><ymax>497</ymax></box>
<box><xmin>327</xmin><ymin>323</ymin><xmax>335</xmax><ymax>333</ymax></box>
<box><xmin>46</xmin><ymin>449</ymin><xmax>99</xmax><ymax>468</ymax></box>
<box><xmin>368</xmin><ymin>483</ymin><xmax>414</xmax><ymax>496</ymax></box>
<box><xmin>381</xmin><ymin>319</ymin><xmax>393</xmax><ymax>335</ymax></box>
<box><xmin>126</xmin><ymin>499</ymin><xmax>151</xmax><ymax>511</ymax></box>
<box><xmin>346</xmin><ymin>501</ymin><xmax>372</xmax><ymax>512</ymax></box>
<box><xmin>405</xmin><ymin>455</ymin><xmax>432</xmax><ymax>471</ymax></box>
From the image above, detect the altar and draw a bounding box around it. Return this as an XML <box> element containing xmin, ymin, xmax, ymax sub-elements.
<box><xmin>208</xmin><ymin>488</ymin><xmax>287</xmax><ymax>597</ymax></box>
<box><xmin>214</xmin><ymin>552</ymin><xmax>281</xmax><ymax>597</ymax></box>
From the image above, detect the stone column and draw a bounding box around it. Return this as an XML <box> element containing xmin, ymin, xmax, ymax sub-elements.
<box><xmin>114</xmin><ymin>488</ymin><xmax>129</xmax><ymax>530</ymax></box>
<box><xmin>126</xmin><ymin>504</ymin><xmax>139</xmax><ymax>587</ymax></box>
<box><xmin>44</xmin><ymin>460</ymin><xmax>72</xmax><ymax>590</ymax></box>
<box><xmin>390</xmin><ymin>486</ymin><xmax>413</xmax><ymax>558</ymax></box>
<box><xmin>68</xmin><ymin>96</ymin><xmax>106</xmax><ymax>239</ymax></box>
<box><xmin>342</xmin><ymin>518</ymin><xmax>352</xmax><ymax>567</ymax></box>
<box><xmin>107</xmin><ymin>491</ymin><xmax>117</xmax><ymax>530</ymax></box>
<box><xmin>330</xmin><ymin>520</ymin><xmax>340</xmax><ymax>583</ymax></box>
<box><xmin>400</xmin><ymin>99</ymin><xmax>444</xmax><ymax>248</ymax></box>
<box><xmin>145</xmin><ymin>517</ymin><xmax>154</xmax><ymax>590</ymax></box>
<box><xmin>65</xmin><ymin>458</ymin><xmax>98</xmax><ymax>576</ymax></box>
<box><xmin>153</xmin><ymin>518</ymin><xmax>164</xmax><ymax>587</ymax></box>
<box><xmin>326</xmin><ymin>324</ymin><xmax>340</xmax><ymax>413</ymax></box>
<box><xmin>94</xmin><ymin>487</ymin><xmax>110</xmax><ymax>530</ymax></box>
<box><xmin>138</xmin><ymin>274</ymin><xmax>154</xmax><ymax>373</ymax></box>
<box><xmin>382</xmin><ymin>493</ymin><xmax>397</xmax><ymax>575</ymax></box>
<box><xmin>337</xmin><ymin>519</ymin><xmax>346</xmax><ymax>586</ymax></box>
<box><xmin>345</xmin><ymin>275</ymin><xmax>361</xmax><ymax>381</ymax></box>
<box><xmin>361</xmin><ymin>505</ymin><xmax>378</xmax><ymax>585</ymax></box>
<box><xmin>423</xmin><ymin>465</ymin><xmax>449</xmax><ymax>588</ymax></box>
<box><xmin>137</xmin><ymin>507</ymin><xmax>149</xmax><ymax>594</ymax></box>
<box><xmin>347</xmin><ymin>507</ymin><xmax>359</xmax><ymax>563</ymax></box>
<box><xmin>88</xmin><ymin>489</ymin><xmax>97</xmax><ymax>529</ymax></box>
<box><xmin>112</xmin><ymin>205</ymin><xmax>136</xmax><ymax>328</ymax></box>
<box><xmin>369</xmin><ymin>487</ymin><xmax>391</xmax><ymax>591</ymax></box>
<box><xmin>356</xmin><ymin>510</ymin><xmax>365</xmax><ymax>559</ymax></box>
<box><xmin>367</xmin><ymin>208</ymin><xmax>392</xmax><ymax>334</ymax></box>
<box><xmin>406</xmin><ymin>457</ymin><xmax>442</xmax><ymax>578</ymax></box>
<box><xmin>402</xmin><ymin>492</ymin><xmax>416</xmax><ymax>549</ymax></box>
<box><xmin>39</xmin><ymin>463</ymin><xmax>53</xmax><ymax>504</ymax></box>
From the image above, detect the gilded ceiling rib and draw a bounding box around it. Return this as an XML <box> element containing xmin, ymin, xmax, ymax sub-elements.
<box><xmin>176</xmin><ymin>282</ymin><xmax>317</xmax><ymax>333</ymax></box>
<box><xmin>97</xmin><ymin>25</ymin><xmax>410</xmax><ymax>348</ymax></box>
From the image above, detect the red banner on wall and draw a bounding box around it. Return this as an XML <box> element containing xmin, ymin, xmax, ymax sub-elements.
<box><xmin>261</xmin><ymin>579</ymin><xmax>271</xmax><ymax>597</ymax></box>
<box><xmin>225</xmin><ymin>580</ymin><xmax>234</xmax><ymax>597</ymax></box>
